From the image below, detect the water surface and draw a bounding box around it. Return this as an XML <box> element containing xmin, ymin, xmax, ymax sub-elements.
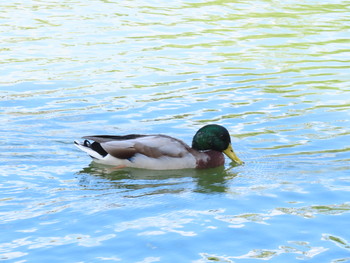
<box><xmin>1</xmin><ymin>0</ymin><xmax>350</xmax><ymax>262</ymax></box>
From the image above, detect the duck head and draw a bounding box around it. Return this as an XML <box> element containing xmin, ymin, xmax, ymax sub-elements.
<box><xmin>192</xmin><ymin>124</ymin><xmax>244</xmax><ymax>165</ymax></box>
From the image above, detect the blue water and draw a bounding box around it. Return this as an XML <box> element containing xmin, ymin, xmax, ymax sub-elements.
<box><xmin>1</xmin><ymin>0</ymin><xmax>350</xmax><ymax>262</ymax></box>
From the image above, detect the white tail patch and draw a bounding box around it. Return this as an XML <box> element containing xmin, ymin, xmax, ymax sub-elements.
<box><xmin>74</xmin><ymin>141</ymin><xmax>104</xmax><ymax>160</ymax></box>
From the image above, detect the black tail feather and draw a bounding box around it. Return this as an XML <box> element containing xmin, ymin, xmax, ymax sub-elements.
<box><xmin>84</xmin><ymin>140</ymin><xmax>108</xmax><ymax>157</ymax></box>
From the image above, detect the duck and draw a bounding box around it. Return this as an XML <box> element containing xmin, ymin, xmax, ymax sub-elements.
<box><xmin>74</xmin><ymin>124</ymin><xmax>243</xmax><ymax>170</ymax></box>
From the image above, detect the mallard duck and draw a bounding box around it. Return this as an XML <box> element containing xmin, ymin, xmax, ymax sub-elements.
<box><xmin>74</xmin><ymin>124</ymin><xmax>243</xmax><ymax>170</ymax></box>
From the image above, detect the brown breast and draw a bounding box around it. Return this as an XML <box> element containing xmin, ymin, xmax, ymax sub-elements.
<box><xmin>196</xmin><ymin>150</ymin><xmax>225</xmax><ymax>169</ymax></box>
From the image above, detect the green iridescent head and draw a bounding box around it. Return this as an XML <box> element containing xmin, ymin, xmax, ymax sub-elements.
<box><xmin>192</xmin><ymin>124</ymin><xmax>243</xmax><ymax>165</ymax></box>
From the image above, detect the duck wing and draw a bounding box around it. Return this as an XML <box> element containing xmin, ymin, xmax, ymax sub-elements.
<box><xmin>83</xmin><ymin>134</ymin><xmax>145</xmax><ymax>143</ymax></box>
<box><xmin>82</xmin><ymin>135</ymin><xmax>190</xmax><ymax>160</ymax></box>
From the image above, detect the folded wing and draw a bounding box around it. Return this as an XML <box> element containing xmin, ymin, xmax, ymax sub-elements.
<box><xmin>82</xmin><ymin>135</ymin><xmax>191</xmax><ymax>160</ymax></box>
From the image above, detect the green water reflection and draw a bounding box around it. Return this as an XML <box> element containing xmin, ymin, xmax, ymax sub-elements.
<box><xmin>78</xmin><ymin>164</ymin><xmax>237</xmax><ymax>195</ymax></box>
<box><xmin>1</xmin><ymin>0</ymin><xmax>350</xmax><ymax>262</ymax></box>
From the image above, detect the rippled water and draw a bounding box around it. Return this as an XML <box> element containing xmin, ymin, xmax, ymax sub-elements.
<box><xmin>1</xmin><ymin>0</ymin><xmax>350</xmax><ymax>262</ymax></box>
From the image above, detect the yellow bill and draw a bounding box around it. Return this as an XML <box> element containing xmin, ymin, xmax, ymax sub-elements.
<box><xmin>223</xmin><ymin>143</ymin><xmax>244</xmax><ymax>165</ymax></box>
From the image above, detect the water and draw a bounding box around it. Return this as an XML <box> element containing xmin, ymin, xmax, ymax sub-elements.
<box><xmin>1</xmin><ymin>0</ymin><xmax>350</xmax><ymax>262</ymax></box>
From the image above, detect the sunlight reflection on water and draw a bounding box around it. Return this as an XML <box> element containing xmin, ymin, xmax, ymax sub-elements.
<box><xmin>1</xmin><ymin>0</ymin><xmax>350</xmax><ymax>262</ymax></box>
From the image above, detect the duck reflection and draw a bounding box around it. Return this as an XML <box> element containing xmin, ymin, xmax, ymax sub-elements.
<box><xmin>77</xmin><ymin>163</ymin><xmax>238</xmax><ymax>195</ymax></box>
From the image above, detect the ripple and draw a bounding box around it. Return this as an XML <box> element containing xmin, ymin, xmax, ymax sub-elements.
<box><xmin>1</xmin><ymin>0</ymin><xmax>350</xmax><ymax>262</ymax></box>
